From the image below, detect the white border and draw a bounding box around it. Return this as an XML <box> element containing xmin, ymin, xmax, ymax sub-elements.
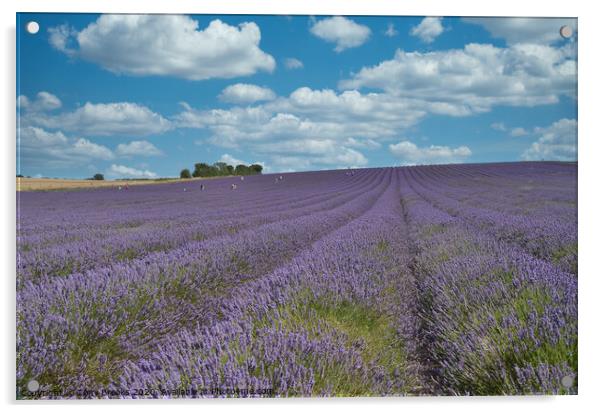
<box><xmin>2</xmin><ymin>1</ymin><xmax>600</xmax><ymax>413</ymax></box>
<box><xmin>5</xmin><ymin>0</ymin><xmax>581</xmax><ymax>17</ymax></box>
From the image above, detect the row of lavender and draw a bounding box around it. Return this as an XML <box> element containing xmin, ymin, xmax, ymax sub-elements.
<box><xmin>117</xmin><ymin>171</ymin><xmax>423</xmax><ymax>396</ymax></box>
<box><xmin>17</xmin><ymin>171</ymin><xmax>378</xmax><ymax>285</ymax></box>
<box><xmin>19</xmin><ymin>169</ymin><xmax>416</xmax><ymax>396</ymax></box>
<box><xmin>16</xmin><ymin>162</ymin><xmax>577</xmax><ymax>397</ymax></box>
<box><xmin>406</xmin><ymin>163</ymin><xmax>577</xmax><ymax>274</ymax></box>
<box><xmin>398</xmin><ymin>163</ymin><xmax>577</xmax><ymax>395</ymax></box>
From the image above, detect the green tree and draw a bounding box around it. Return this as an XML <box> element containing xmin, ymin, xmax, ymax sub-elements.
<box><xmin>214</xmin><ymin>162</ymin><xmax>228</xmax><ymax>175</ymax></box>
<box><xmin>193</xmin><ymin>163</ymin><xmax>208</xmax><ymax>178</ymax></box>
<box><xmin>180</xmin><ymin>168</ymin><xmax>192</xmax><ymax>179</ymax></box>
<box><xmin>92</xmin><ymin>173</ymin><xmax>105</xmax><ymax>180</ymax></box>
<box><xmin>235</xmin><ymin>164</ymin><xmax>250</xmax><ymax>175</ymax></box>
<box><xmin>249</xmin><ymin>164</ymin><xmax>263</xmax><ymax>174</ymax></box>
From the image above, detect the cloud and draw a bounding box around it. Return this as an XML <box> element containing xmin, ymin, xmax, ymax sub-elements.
<box><xmin>345</xmin><ymin>137</ymin><xmax>381</xmax><ymax>149</ymax></box>
<box><xmin>281</xmin><ymin>87</ymin><xmax>426</xmax><ymax>126</ymax></box>
<box><xmin>218</xmin><ymin>153</ymin><xmax>247</xmax><ymax>166</ymax></box>
<box><xmin>18</xmin><ymin>126</ymin><xmax>68</xmax><ymax>147</ymax></box>
<box><xmin>389</xmin><ymin>140</ymin><xmax>472</xmax><ymax>165</ymax></box>
<box><xmin>107</xmin><ymin>164</ymin><xmax>157</xmax><ymax>179</ymax></box>
<box><xmin>491</xmin><ymin>123</ymin><xmax>529</xmax><ymax>137</ymax></box>
<box><xmin>177</xmin><ymin>106</ymin><xmax>273</xmax><ymax>138</ymax></box>
<box><xmin>18</xmin><ymin>126</ymin><xmax>114</xmax><ymax>168</ymax></box>
<box><xmin>283</xmin><ymin>57</ymin><xmax>304</xmax><ymax>69</ymax></box>
<box><xmin>176</xmin><ymin>93</ymin><xmax>376</xmax><ymax>172</ymax></box>
<box><xmin>49</xmin><ymin>15</ymin><xmax>275</xmax><ymax>80</ymax></box>
<box><xmin>254</xmin><ymin>139</ymin><xmax>368</xmax><ymax>170</ymax></box>
<box><xmin>384</xmin><ymin>23</ymin><xmax>398</xmax><ymax>37</ymax></box>
<box><xmin>218</xmin><ymin>154</ymin><xmax>267</xmax><ymax>171</ymax></box>
<box><xmin>310</xmin><ymin>16</ymin><xmax>371</xmax><ymax>52</ymax></box>
<box><xmin>21</xmin><ymin>97</ymin><xmax>171</xmax><ymax>136</ymax></box>
<box><xmin>48</xmin><ymin>24</ymin><xmax>77</xmax><ymax>56</ymax></box>
<box><xmin>175</xmin><ymin>87</ymin><xmax>428</xmax><ymax>150</ymax></box>
<box><xmin>510</xmin><ymin>127</ymin><xmax>529</xmax><ymax>137</ymax></box>
<box><xmin>410</xmin><ymin>17</ymin><xmax>444</xmax><ymax>43</ymax></box>
<box><xmin>491</xmin><ymin>122</ymin><xmax>507</xmax><ymax>132</ymax></box>
<box><xmin>219</xmin><ymin>83</ymin><xmax>276</xmax><ymax>104</ymax></box>
<box><xmin>70</xmin><ymin>138</ymin><xmax>115</xmax><ymax>160</ymax></box>
<box><xmin>522</xmin><ymin>118</ymin><xmax>576</xmax><ymax>161</ymax></box>
<box><xmin>339</xmin><ymin>43</ymin><xmax>576</xmax><ymax>115</ymax></box>
<box><xmin>463</xmin><ymin>17</ymin><xmax>577</xmax><ymax>45</ymax></box>
<box><xmin>16</xmin><ymin>95</ymin><xmax>29</xmax><ymax>110</ymax></box>
<box><xmin>116</xmin><ymin>140</ymin><xmax>163</xmax><ymax>157</ymax></box>
<box><xmin>17</xmin><ymin>91</ymin><xmax>62</xmax><ymax>112</ymax></box>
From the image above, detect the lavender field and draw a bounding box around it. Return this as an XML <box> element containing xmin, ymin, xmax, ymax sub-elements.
<box><xmin>16</xmin><ymin>162</ymin><xmax>577</xmax><ymax>398</ymax></box>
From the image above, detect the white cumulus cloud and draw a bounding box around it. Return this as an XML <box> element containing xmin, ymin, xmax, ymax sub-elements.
<box><xmin>339</xmin><ymin>43</ymin><xmax>576</xmax><ymax>115</ymax></box>
<box><xmin>254</xmin><ymin>139</ymin><xmax>368</xmax><ymax>170</ymax></box>
<box><xmin>175</xmin><ymin>87</ymin><xmax>427</xmax><ymax>151</ymax></box>
<box><xmin>522</xmin><ymin>118</ymin><xmax>576</xmax><ymax>161</ymax></box>
<box><xmin>410</xmin><ymin>17</ymin><xmax>444</xmax><ymax>43</ymax></box>
<box><xmin>70</xmin><ymin>138</ymin><xmax>115</xmax><ymax>160</ymax></box>
<box><xmin>18</xmin><ymin>126</ymin><xmax>114</xmax><ymax>169</ymax></box>
<box><xmin>21</xmin><ymin>97</ymin><xmax>171</xmax><ymax>137</ymax></box>
<box><xmin>389</xmin><ymin>140</ymin><xmax>472</xmax><ymax>165</ymax></box>
<box><xmin>310</xmin><ymin>16</ymin><xmax>371</xmax><ymax>52</ymax></box>
<box><xmin>107</xmin><ymin>164</ymin><xmax>157</xmax><ymax>179</ymax></box>
<box><xmin>463</xmin><ymin>17</ymin><xmax>577</xmax><ymax>45</ymax></box>
<box><xmin>18</xmin><ymin>126</ymin><xmax>68</xmax><ymax>148</ymax></box>
<box><xmin>116</xmin><ymin>140</ymin><xmax>163</xmax><ymax>157</ymax></box>
<box><xmin>510</xmin><ymin>127</ymin><xmax>529</xmax><ymax>137</ymax></box>
<box><xmin>219</xmin><ymin>84</ymin><xmax>276</xmax><ymax>104</ymax></box>
<box><xmin>218</xmin><ymin>154</ymin><xmax>267</xmax><ymax>171</ymax></box>
<box><xmin>385</xmin><ymin>23</ymin><xmax>398</xmax><ymax>37</ymax></box>
<box><xmin>48</xmin><ymin>24</ymin><xmax>77</xmax><ymax>56</ymax></box>
<box><xmin>219</xmin><ymin>153</ymin><xmax>247</xmax><ymax>166</ymax></box>
<box><xmin>17</xmin><ymin>91</ymin><xmax>62</xmax><ymax>112</ymax></box>
<box><xmin>49</xmin><ymin>15</ymin><xmax>275</xmax><ymax>80</ymax></box>
<box><xmin>283</xmin><ymin>57</ymin><xmax>304</xmax><ymax>69</ymax></box>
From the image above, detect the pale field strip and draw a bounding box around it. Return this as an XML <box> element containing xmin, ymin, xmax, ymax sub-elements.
<box><xmin>16</xmin><ymin>176</ymin><xmax>226</xmax><ymax>191</ymax></box>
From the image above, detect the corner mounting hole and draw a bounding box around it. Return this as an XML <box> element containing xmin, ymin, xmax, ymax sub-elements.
<box><xmin>559</xmin><ymin>25</ymin><xmax>573</xmax><ymax>39</ymax></box>
<box><xmin>26</xmin><ymin>21</ymin><xmax>39</xmax><ymax>35</ymax></box>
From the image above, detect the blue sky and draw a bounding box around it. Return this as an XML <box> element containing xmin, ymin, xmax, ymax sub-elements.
<box><xmin>16</xmin><ymin>13</ymin><xmax>577</xmax><ymax>178</ymax></box>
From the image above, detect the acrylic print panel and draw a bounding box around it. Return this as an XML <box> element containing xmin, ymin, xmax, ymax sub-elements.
<box><xmin>16</xmin><ymin>13</ymin><xmax>577</xmax><ymax>398</ymax></box>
